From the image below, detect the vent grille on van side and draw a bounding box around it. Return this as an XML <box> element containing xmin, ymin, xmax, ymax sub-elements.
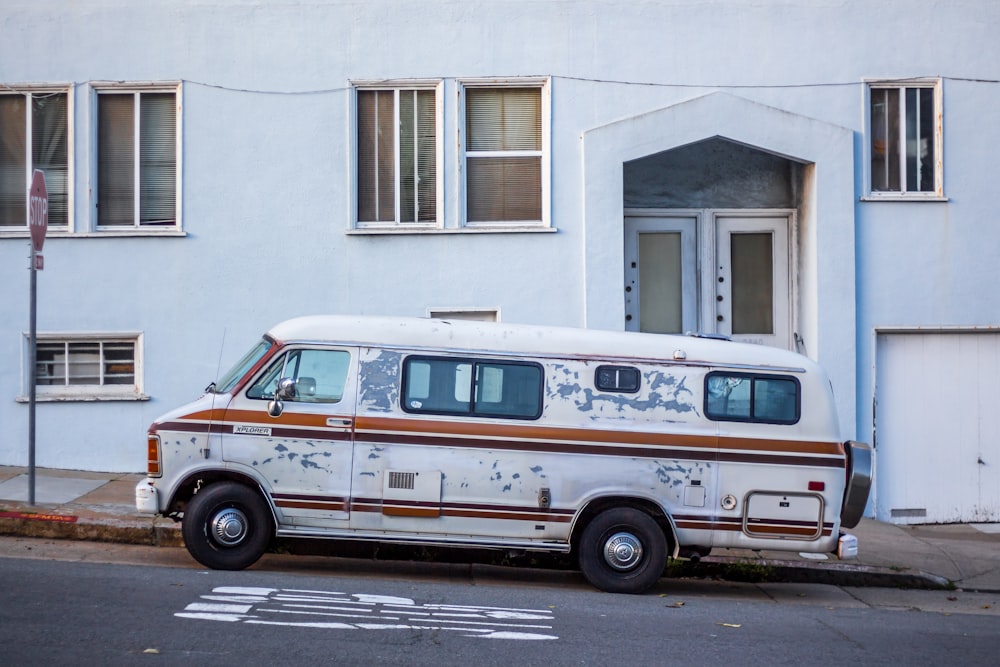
<box><xmin>388</xmin><ymin>471</ymin><xmax>416</xmax><ymax>490</ymax></box>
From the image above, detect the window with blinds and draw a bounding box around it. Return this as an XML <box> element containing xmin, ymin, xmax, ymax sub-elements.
<box><xmin>0</xmin><ymin>90</ymin><xmax>69</xmax><ymax>230</ymax></box>
<box><xmin>357</xmin><ymin>88</ymin><xmax>437</xmax><ymax>225</ymax></box>
<box><xmin>465</xmin><ymin>87</ymin><xmax>542</xmax><ymax>223</ymax></box>
<box><xmin>98</xmin><ymin>90</ymin><xmax>178</xmax><ymax>228</ymax></box>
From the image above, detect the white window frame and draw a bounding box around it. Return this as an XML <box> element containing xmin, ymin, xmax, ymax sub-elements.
<box><xmin>0</xmin><ymin>84</ymin><xmax>74</xmax><ymax>235</ymax></box>
<box><xmin>864</xmin><ymin>78</ymin><xmax>944</xmax><ymax>201</ymax></box>
<box><xmin>91</xmin><ymin>82</ymin><xmax>183</xmax><ymax>234</ymax></box>
<box><xmin>350</xmin><ymin>79</ymin><xmax>443</xmax><ymax>231</ymax></box>
<box><xmin>459</xmin><ymin>77</ymin><xmax>551</xmax><ymax>230</ymax></box>
<box><xmin>19</xmin><ymin>332</ymin><xmax>147</xmax><ymax>402</ymax></box>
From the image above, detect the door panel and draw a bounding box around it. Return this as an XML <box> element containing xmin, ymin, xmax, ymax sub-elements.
<box><xmin>875</xmin><ymin>332</ymin><xmax>1000</xmax><ymax>523</ymax></box>
<box><xmin>624</xmin><ymin>216</ymin><xmax>697</xmax><ymax>333</ymax></box>
<box><xmin>715</xmin><ymin>216</ymin><xmax>790</xmax><ymax>348</ymax></box>
<box><xmin>221</xmin><ymin>347</ymin><xmax>358</xmax><ymax>526</ymax></box>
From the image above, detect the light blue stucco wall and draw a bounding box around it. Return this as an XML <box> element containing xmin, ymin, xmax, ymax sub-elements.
<box><xmin>2</xmin><ymin>1</ymin><xmax>998</xmax><ymax>471</ymax></box>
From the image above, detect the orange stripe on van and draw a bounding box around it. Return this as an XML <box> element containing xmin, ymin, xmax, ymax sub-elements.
<box><xmin>356</xmin><ymin>415</ymin><xmax>714</xmax><ymax>449</ymax></box>
<box><xmin>720</xmin><ymin>437</ymin><xmax>844</xmax><ymax>457</ymax></box>
<box><xmin>222</xmin><ymin>409</ymin><xmax>348</xmax><ymax>429</ymax></box>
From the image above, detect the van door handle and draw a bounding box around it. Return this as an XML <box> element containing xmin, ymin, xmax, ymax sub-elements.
<box><xmin>327</xmin><ymin>417</ymin><xmax>353</xmax><ymax>427</ymax></box>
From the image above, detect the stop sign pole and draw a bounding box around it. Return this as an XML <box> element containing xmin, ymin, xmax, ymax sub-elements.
<box><xmin>28</xmin><ymin>169</ymin><xmax>47</xmax><ymax>506</ymax></box>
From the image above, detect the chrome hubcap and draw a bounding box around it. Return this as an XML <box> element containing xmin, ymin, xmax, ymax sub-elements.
<box><xmin>210</xmin><ymin>507</ymin><xmax>249</xmax><ymax>546</ymax></box>
<box><xmin>603</xmin><ymin>531</ymin><xmax>643</xmax><ymax>571</ymax></box>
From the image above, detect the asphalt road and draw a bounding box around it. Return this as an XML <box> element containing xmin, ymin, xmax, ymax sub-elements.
<box><xmin>1</xmin><ymin>538</ymin><xmax>998</xmax><ymax>666</ymax></box>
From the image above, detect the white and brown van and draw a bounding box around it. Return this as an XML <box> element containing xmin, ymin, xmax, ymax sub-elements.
<box><xmin>136</xmin><ymin>315</ymin><xmax>871</xmax><ymax>593</ymax></box>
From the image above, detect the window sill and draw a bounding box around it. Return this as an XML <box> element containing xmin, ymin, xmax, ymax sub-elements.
<box><xmin>860</xmin><ymin>194</ymin><xmax>949</xmax><ymax>203</ymax></box>
<box><xmin>347</xmin><ymin>225</ymin><xmax>557</xmax><ymax>236</ymax></box>
<box><xmin>1</xmin><ymin>230</ymin><xmax>186</xmax><ymax>239</ymax></box>
<box><xmin>16</xmin><ymin>392</ymin><xmax>150</xmax><ymax>403</ymax></box>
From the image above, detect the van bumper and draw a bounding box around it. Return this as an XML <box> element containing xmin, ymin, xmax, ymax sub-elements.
<box><xmin>840</xmin><ymin>440</ymin><xmax>873</xmax><ymax>528</ymax></box>
<box><xmin>135</xmin><ymin>479</ymin><xmax>160</xmax><ymax>514</ymax></box>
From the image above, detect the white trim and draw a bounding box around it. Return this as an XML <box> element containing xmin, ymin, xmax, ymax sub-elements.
<box><xmin>873</xmin><ymin>325</ymin><xmax>1000</xmax><ymax>335</ymax></box>
<box><xmin>863</xmin><ymin>77</ymin><xmax>943</xmax><ymax>198</ymax></box>
<box><xmin>350</xmin><ymin>80</ymin><xmax>444</xmax><ymax>230</ymax></box>
<box><xmin>20</xmin><ymin>331</ymin><xmax>147</xmax><ymax>401</ymax></box>
<box><xmin>860</xmin><ymin>194</ymin><xmax>948</xmax><ymax>202</ymax></box>
<box><xmin>346</xmin><ymin>226</ymin><xmax>556</xmax><ymax>236</ymax></box>
<box><xmin>458</xmin><ymin>77</ymin><xmax>551</xmax><ymax>230</ymax></box>
<box><xmin>0</xmin><ymin>230</ymin><xmax>187</xmax><ymax>239</ymax></box>
<box><xmin>0</xmin><ymin>84</ymin><xmax>74</xmax><ymax>234</ymax></box>
<box><xmin>91</xmin><ymin>82</ymin><xmax>183</xmax><ymax>233</ymax></box>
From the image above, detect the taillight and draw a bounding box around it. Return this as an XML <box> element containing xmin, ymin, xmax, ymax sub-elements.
<box><xmin>147</xmin><ymin>435</ymin><xmax>162</xmax><ymax>477</ymax></box>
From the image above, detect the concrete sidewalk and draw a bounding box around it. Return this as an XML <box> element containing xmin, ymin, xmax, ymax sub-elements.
<box><xmin>1</xmin><ymin>465</ymin><xmax>998</xmax><ymax>592</ymax></box>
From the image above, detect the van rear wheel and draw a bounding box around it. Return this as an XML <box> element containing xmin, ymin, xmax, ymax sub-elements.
<box><xmin>578</xmin><ymin>508</ymin><xmax>667</xmax><ymax>594</ymax></box>
<box><xmin>182</xmin><ymin>482</ymin><xmax>273</xmax><ymax>570</ymax></box>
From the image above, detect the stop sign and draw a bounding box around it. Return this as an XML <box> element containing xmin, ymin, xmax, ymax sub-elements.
<box><xmin>29</xmin><ymin>169</ymin><xmax>48</xmax><ymax>253</ymax></box>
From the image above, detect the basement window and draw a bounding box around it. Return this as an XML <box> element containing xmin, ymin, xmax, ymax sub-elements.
<box><xmin>21</xmin><ymin>334</ymin><xmax>146</xmax><ymax>401</ymax></box>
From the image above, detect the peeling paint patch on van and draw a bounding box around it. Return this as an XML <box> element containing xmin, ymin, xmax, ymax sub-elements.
<box><xmin>570</xmin><ymin>373</ymin><xmax>696</xmax><ymax>419</ymax></box>
<box><xmin>359</xmin><ymin>350</ymin><xmax>402</xmax><ymax>412</ymax></box>
<box><xmin>654</xmin><ymin>462</ymin><xmax>688</xmax><ymax>486</ymax></box>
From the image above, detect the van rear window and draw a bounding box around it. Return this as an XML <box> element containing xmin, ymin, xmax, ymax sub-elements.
<box><xmin>705</xmin><ymin>372</ymin><xmax>800</xmax><ymax>425</ymax></box>
<box><xmin>402</xmin><ymin>356</ymin><xmax>543</xmax><ymax>420</ymax></box>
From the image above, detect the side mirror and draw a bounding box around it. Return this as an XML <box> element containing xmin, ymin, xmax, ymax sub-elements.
<box><xmin>267</xmin><ymin>378</ymin><xmax>297</xmax><ymax>417</ymax></box>
<box><xmin>276</xmin><ymin>377</ymin><xmax>297</xmax><ymax>400</ymax></box>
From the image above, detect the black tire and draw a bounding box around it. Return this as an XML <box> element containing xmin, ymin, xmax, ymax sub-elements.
<box><xmin>578</xmin><ymin>507</ymin><xmax>667</xmax><ymax>594</ymax></box>
<box><xmin>182</xmin><ymin>482</ymin><xmax>273</xmax><ymax>570</ymax></box>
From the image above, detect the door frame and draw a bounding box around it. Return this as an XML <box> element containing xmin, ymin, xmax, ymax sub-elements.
<box><xmin>624</xmin><ymin>208</ymin><xmax>799</xmax><ymax>349</ymax></box>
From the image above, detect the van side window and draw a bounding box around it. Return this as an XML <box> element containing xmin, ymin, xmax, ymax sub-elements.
<box><xmin>246</xmin><ymin>349</ymin><xmax>351</xmax><ymax>403</ymax></box>
<box><xmin>402</xmin><ymin>357</ymin><xmax>543</xmax><ymax>419</ymax></box>
<box><xmin>595</xmin><ymin>365</ymin><xmax>640</xmax><ymax>393</ymax></box>
<box><xmin>705</xmin><ymin>372</ymin><xmax>800</xmax><ymax>425</ymax></box>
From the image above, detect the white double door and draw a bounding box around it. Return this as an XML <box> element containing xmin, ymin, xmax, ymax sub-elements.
<box><xmin>624</xmin><ymin>210</ymin><xmax>792</xmax><ymax>349</ymax></box>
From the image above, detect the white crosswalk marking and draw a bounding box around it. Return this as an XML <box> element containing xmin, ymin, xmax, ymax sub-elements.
<box><xmin>176</xmin><ymin>587</ymin><xmax>558</xmax><ymax>640</ymax></box>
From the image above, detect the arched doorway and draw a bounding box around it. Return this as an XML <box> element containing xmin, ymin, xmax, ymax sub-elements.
<box><xmin>623</xmin><ymin>138</ymin><xmax>803</xmax><ymax>350</ymax></box>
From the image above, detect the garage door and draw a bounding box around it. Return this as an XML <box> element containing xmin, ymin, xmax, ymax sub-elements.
<box><xmin>875</xmin><ymin>331</ymin><xmax>1000</xmax><ymax>524</ymax></box>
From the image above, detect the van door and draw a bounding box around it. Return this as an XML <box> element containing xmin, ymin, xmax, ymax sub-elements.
<box><xmin>221</xmin><ymin>346</ymin><xmax>358</xmax><ymax>527</ymax></box>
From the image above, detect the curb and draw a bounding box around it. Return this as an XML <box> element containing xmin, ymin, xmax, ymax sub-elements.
<box><xmin>692</xmin><ymin>555</ymin><xmax>952</xmax><ymax>590</ymax></box>
<box><xmin>0</xmin><ymin>508</ymin><xmax>183</xmax><ymax>548</ymax></box>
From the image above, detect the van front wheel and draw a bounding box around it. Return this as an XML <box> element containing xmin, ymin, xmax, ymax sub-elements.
<box><xmin>182</xmin><ymin>482</ymin><xmax>273</xmax><ymax>570</ymax></box>
<box><xmin>578</xmin><ymin>508</ymin><xmax>667</xmax><ymax>594</ymax></box>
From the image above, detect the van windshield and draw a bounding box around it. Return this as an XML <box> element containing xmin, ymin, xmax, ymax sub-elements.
<box><xmin>212</xmin><ymin>339</ymin><xmax>273</xmax><ymax>393</ymax></box>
